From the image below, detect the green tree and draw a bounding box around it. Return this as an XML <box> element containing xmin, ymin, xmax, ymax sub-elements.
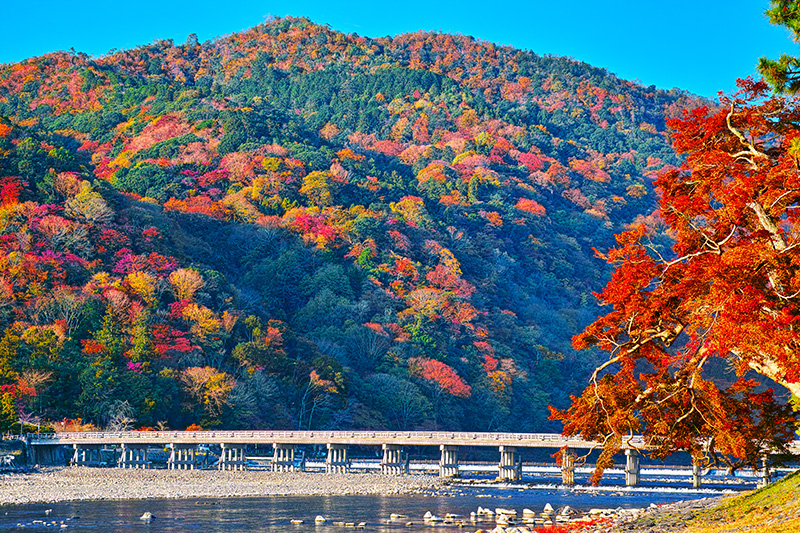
<box><xmin>128</xmin><ymin>311</ymin><xmax>154</xmax><ymax>363</ymax></box>
<box><xmin>0</xmin><ymin>330</ymin><xmax>19</xmax><ymax>431</ymax></box>
<box><xmin>759</xmin><ymin>0</ymin><xmax>800</xmax><ymax>93</ymax></box>
<box><xmin>78</xmin><ymin>309</ymin><xmax>125</xmax><ymax>424</ymax></box>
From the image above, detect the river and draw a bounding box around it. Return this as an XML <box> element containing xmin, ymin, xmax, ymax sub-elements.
<box><xmin>0</xmin><ymin>475</ymin><xmax>747</xmax><ymax>532</ymax></box>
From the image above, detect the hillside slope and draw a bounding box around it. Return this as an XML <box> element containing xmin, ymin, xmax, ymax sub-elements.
<box><xmin>687</xmin><ymin>471</ymin><xmax>800</xmax><ymax>532</ymax></box>
<box><xmin>0</xmin><ymin>17</ymin><xmax>703</xmax><ymax>431</ymax></box>
<box><xmin>608</xmin><ymin>471</ymin><xmax>800</xmax><ymax>532</ymax></box>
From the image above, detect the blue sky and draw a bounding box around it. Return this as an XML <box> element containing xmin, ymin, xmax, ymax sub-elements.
<box><xmin>0</xmin><ymin>0</ymin><xmax>795</xmax><ymax>98</ymax></box>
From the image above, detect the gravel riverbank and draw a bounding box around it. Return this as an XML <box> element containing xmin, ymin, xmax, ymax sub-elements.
<box><xmin>0</xmin><ymin>467</ymin><xmax>444</xmax><ymax>505</ymax></box>
<box><xmin>576</xmin><ymin>496</ymin><xmax>728</xmax><ymax>532</ymax></box>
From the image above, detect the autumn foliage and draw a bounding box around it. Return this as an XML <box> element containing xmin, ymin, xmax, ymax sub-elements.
<box><xmin>409</xmin><ymin>357</ymin><xmax>471</xmax><ymax>398</ymax></box>
<box><xmin>0</xmin><ymin>17</ymin><xmax>700</xmax><ymax>433</ymax></box>
<box><xmin>552</xmin><ymin>79</ymin><xmax>800</xmax><ymax>479</ymax></box>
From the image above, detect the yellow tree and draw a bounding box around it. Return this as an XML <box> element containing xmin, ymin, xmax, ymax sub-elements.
<box><xmin>168</xmin><ymin>268</ymin><xmax>204</xmax><ymax>301</ymax></box>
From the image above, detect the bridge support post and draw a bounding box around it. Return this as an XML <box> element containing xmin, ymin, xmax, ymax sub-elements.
<box><xmin>272</xmin><ymin>443</ymin><xmax>294</xmax><ymax>472</ymax></box>
<box><xmin>498</xmin><ymin>446</ymin><xmax>520</xmax><ymax>481</ymax></box>
<box><xmin>758</xmin><ymin>455</ymin><xmax>772</xmax><ymax>488</ymax></box>
<box><xmin>169</xmin><ymin>444</ymin><xmax>196</xmax><ymax>470</ymax></box>
<box><xmin>439</xmin><ymin>445</ymin><xmax>459</xmax><ymax>477</ymax></box>
<box><xmin>382</xmin><ymin>444</ymin><xmax>404</xmax><ymax>475</ymax></box>
<box><xmin>561</xmin><ymin>448</ymin><xmax>576</xmax><ymax>486</ymax></box>
<box><xmin>219</xmin><ymin>443</ymin><xmax>247</xmax><ymax>471</ymax></box>
<box><xmin>30</xmin><ymin>445</ymin><xmax>58</xmax><ymax>466</ymax></box>
<box><xmin>692</xmin><ymin>457</ymin><xmax>703</xmax><ymax>488</ymax></box>
<box><xmin>72</xmin><ymin>444</ymin><xmax>103</xmax><ymax>467</ymax></box>
<box><xmin>119</xmin><ymin>444</ymin><xmax>149</xmax><ymax>469</ymax></box>
<box><xmin>326</xmin><ymin>443</ymin><xmax>349</xmax><ymax>473</ymax></box>
<box><xmin>625</xmin><ymin>449</ymin><xmax>640</xmax><ymax>486</ymax></box>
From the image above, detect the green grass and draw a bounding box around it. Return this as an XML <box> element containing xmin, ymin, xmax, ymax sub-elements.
<box><xmin>685</xmin><ymin>470</ymin><xmax>800</xmax><ymax>532</ymax></box>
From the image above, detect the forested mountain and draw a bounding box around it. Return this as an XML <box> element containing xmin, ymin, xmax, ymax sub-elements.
<box><xmin>0</xmin><ymin>17</ymin><xmax>705</xmax><ymax>433</ymax></box>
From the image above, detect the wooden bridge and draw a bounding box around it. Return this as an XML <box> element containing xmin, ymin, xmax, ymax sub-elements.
<box><xmin>25</xmin><ymin>430</ymin><xmax>796</xmax><ymax>487</ymax></box>
<box><xmin>27</xmin><ymin>430</ymin><xmax>620</xmax><ymax>448</ymax></box>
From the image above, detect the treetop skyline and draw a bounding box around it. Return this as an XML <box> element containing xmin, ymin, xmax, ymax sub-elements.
<box><xmin>1</xmin><ymin>0</ymin><xmax>794</xmax><ymax>98</ymax></box>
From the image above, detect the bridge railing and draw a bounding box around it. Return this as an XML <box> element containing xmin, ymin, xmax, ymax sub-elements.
<box><xmin>26</xmin><ymin>429</ymin><xmax>614</xmax><ymax>446</ymax></box>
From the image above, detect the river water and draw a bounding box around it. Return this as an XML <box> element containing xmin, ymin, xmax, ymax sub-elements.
<box><xmin>0</xmin><ymin>475</ymin><xmax>747</xmax><ymax>532</ymax></box>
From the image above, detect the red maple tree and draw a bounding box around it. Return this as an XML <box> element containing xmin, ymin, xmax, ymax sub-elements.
<box><xmin>551</xmin><ymin>79</ymin><xmax>800</xmax><ymax>480</ymax></box>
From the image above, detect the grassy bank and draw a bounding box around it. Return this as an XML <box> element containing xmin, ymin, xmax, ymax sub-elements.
<box><xmin>607</xmin><ymin>471</ymin><xmax>800</xmax><ymax>532</ymax></box>
<box><xmin>682</xmin><ymin>471</ymin><xmax>800</xmax><ymax>533</ymax></box>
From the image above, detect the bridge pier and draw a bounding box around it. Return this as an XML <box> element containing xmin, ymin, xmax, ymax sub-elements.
<box><xmin>272</xmin><ymin>443</ymin><xmax>294</xmax><ymax>472</ymax></box>
<box><xmin>72</xmin><ymin>444</ymin><xmax>103</xmax><ymax>467</ymax></box>
<box><xmin>169</xmin><ymin>443</ymin><xmax>196</xmax><ymax>470</ymax></box>
<box><xmin>498</xmin><ymin>446</ymin><xmax>520</xmax><ymax>481</ymax></box>
<box><xmin>219</xmin><ymin>443</ymin><xmax>247</xmax><ymax>471</ymax></box>
<box><xmin>561</xmin><ymin>448</ymin><xmax>576</xmax><ymax>486</ymax></box>
<box><xmin>326</xmin><ymin>443</ymin><xmax>349</xmax><ymax>473</ymax></box>
<box><xmin>692</xmin><ymin>457</ymin><xmax>703</xmax><ymax>488</ymax></box>
<box><xmin>381</xmin><ymin>444</ymin><xmax>406</xmax><ymax>475</ymax></box>
<box><xmin>119</xmin><ymin>444</ymin><xmax>149</xmax><ymax>469</ymax></box>
<box><xmin>758</xmin><ymin>455</ymin><xmax>772</xmax><ymax>488</ymax></box>
<box><xmin>439</xmin><ymin>445</ymin><xmax>459</xmax><ymax>477</ymax></box>
<box><xmin>625</xmin><ymin>449</ymin><xmax>640</xmax><ymax>486</ymax></box>
<box><xmin>29</xmin><ymin>444</ymin><xmax>59</xmax><ymax>466</ymax></box>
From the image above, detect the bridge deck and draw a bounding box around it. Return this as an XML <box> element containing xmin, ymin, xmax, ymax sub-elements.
<box><xmin>26</xmin><ymin>431</ymin><xmax>800</xmax><ymax>455</ymax></box>
<box><xmin>27</xmin><ymin>430</ymin><xmax>618</xmax><ymax>449</ymax></box>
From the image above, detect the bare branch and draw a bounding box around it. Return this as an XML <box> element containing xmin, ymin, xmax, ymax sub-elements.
<box><xmin>769</xmin><ymin>189</ymin><xmax>800</xmax><ymax>210</ymax></box>
<box><xmin>726</xmin><ymin>104</ymin><xmax>769</xmax><ymax>168</ymax></box>
<box><xmin>590</xmin><ymin>354</ymin><xmax>624</xmax><ymax>384</ymax></box>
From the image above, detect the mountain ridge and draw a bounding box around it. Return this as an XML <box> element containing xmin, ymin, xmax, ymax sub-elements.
<box><xmin>0</xmin><ymin>16</ymin><xmax>703</xmax><ymax>433</ymax></box>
